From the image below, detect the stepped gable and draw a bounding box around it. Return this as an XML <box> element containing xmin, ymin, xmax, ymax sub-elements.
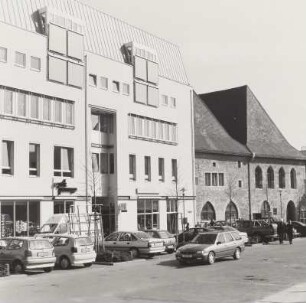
<box><xmin>200</xmin><ymin>86</ymin><xmax>306</xmax><ymax>161</ymax></box>
<box><xmin>194</xmin><ymin>92</ymin><xmax>250</xmax><ymax>156</ymax></box>
<box><xmin>0</xmin><ymin>0</ymin><xmax>189</xmax><ymax>85</ymax></box>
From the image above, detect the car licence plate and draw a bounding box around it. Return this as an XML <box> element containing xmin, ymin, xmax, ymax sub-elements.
<box><xmin>182</xmin><ymin>254</ymin><xmax>192</xmax><ymax>258</ymax></box>
<box><xmin>38</xmin><ymin>252</ymin><xmax>48</xmax><ymax>257</ymax></box>
<box><xmin>81</xmin><ymin>247</ymin><xmax>90</xmax><ymax>253</ymax></box>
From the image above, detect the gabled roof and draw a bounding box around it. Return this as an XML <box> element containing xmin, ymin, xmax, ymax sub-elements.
<box><xmin>0</xmin><ymin>0</ymin><xmax>189</xmax><ymax>85</ymax></box>
<box><xmin>194</xmin><ymin>91</ymin><xmax>250</xmax><ymax>156</ymax></box>
<box><xmin>200</xmin><ymin>86</ymin><xmax>306</xmax><ymax>161</ymax></box>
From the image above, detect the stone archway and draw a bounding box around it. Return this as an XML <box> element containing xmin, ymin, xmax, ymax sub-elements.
<box><xmin>286</xmin><ymin>201</ymin><xmax>296</xmax><ymax>221</ymax></box>
<box><xmin>225</xmin><ymin>201</ymin><xmax>238</xmax><ymax>225</ymax></box>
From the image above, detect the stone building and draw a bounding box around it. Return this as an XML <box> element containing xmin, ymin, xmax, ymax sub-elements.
<box><xmin>195</xmin><ymin>86</ymin><xmax>306</xmax><ymax>223</ymax></box>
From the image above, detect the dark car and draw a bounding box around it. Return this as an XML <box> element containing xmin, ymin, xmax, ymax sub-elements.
<box><xmin>176</xmin><ymin>227</ymin><xmax>210</xmax><ymax>248</ymax></box>
<box><xmin>144</xmin><ymin>230</ymin><xmax>176</xmax><ymax>253</ymax></box>
<box><xmin>176</xmin><ymin>231</ymin><xmax>245</xmax><ymax>265</ymax></box>
<box><xmin>292</xmin><ymin>221</ymin><xmax>306</xmax><ymax>237</ymax></box>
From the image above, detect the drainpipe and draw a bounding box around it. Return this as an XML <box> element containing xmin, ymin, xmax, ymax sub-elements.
<box><xmin>84</xmin><ymin>54</ymin><xmax>89</xmax><ymax>213</ymax></box>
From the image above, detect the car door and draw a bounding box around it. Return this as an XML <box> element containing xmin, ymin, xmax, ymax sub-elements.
<box><xmin>215</xmin><ymin>233</ymin><xmax>226</xmax><ymax>258</ymax></box>
<box><xmin>104</xmin><ymin>232</ymin><xmax>120</xmax><ymax>250</ymax></box>
<box><xmin>117</xmin><ymin>232</ymin><xmax>133</xmax><ymax>252</ymax></box>
<box><xmin>223</xmin><ymin>232</ymin><xmax>236</xmax><ymax>256</ymax></box>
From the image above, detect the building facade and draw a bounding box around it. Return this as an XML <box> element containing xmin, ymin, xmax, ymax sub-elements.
<box><xmin>0</xmin><ymin>0</ymin><xmax>195</xmax><ymax>237</ymax></box>
<box><xmin>194</xmin><ymin>87</ymin><xmax>306</xmax><ymax>224</ymax></box>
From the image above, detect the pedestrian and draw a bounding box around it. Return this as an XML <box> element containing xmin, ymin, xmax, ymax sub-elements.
<box><xmin>286</xmin><ymin>220</ymin><xmax>294</xmax><ymax>244</ymax></box>
<box><xmin>185</xmin><ymin>222</ymin><xmax>189</xmax><ymax>231</ymax></box>
<box><xmin>277</xmin><ymin>218</ymin><xmax>286</xmax><ymax>244</ymax></box>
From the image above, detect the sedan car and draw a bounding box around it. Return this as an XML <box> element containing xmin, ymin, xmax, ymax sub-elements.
<box><xmin>144</xmin><ymin>230</ymin><xmax>176</xmax><ymax>253</ymax></box>
<box><xmin>210</xmin><ymin>225</ymin><xmax>249</xmax><ymax>244</ymax></box>
<box><xmin>0</xmin><ymin>237</ymin><xmax>55</xmax><ymax>273</ymax></box>
<box><xmin>37</xmin><ymin>234</ymin><xmax>96</xmax><ymax>269</ymax></box>
<box><xmin>104</xmin><ymin>231</ymin><xmax>165</xmax><ymax>258</ymax></box>
<box><xmin>176</xmin><ymin>231</ymin><xmax>245</xmax><ymax>265</ymax></box>
<box><xmin>292</xmin><ymin>221</ymin><xmax>306</xmax><ymax>237</ymax></box>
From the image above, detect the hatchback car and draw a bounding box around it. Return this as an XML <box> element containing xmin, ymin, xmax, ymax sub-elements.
<box><xmin>210</xmin><ymin>225</ymin><xmax>249</xmax><ymax>244</ymax></box>
<box><xmin>176</xmin><ymin>231</ymin><xmax>245</xmax><ymax>265</ymax></box>
<box><xmin>144</xmin><ymin>230</ymin><xmax>176</xmax><ymax>253</ymax></box>
<box><xmin>176</xmin><ymin>227</ymin><xmax>210</xmax><ymax>248</ymax></box>
<box><xmin>0</xmin><ymin>237</ymin><xmax>55</xmax><ymax>273</ymax></box>
<box><xmin>37</xmin><ymin>235</ymin><xmax>96</xmax><ymax>269</ymax></box>
<box><xmin>104</xmin><ymin>231</ymin><xmax>165</xmax><ymax>258</ymax></box>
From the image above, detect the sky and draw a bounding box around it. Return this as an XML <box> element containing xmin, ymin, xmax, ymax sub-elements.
<box><xmin>79</xmin><ymin>0</ymin><xmax>306</xmax><ymax>150</ymax></box>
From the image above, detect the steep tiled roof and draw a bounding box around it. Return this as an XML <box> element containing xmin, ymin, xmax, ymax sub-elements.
<box><xmin>200</xmin><ymin>86</ymin><xmax>306</xmax><ymax>161</ymax></box>
<box><xmin>0</xmin><ymin>0</ymin><xmax>189</xmax><ymax>85</ymax></box>
<box><xmin>194</xmin><ymin>92</ymin><xmax>250</xmax><ymax>156</ymax></box>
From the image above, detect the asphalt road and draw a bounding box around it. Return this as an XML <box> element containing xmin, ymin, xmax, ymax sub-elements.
<box><xmin>0</xmin><ymin>238</ymin><xmax>306</xmax><ymax>303</ymax></box>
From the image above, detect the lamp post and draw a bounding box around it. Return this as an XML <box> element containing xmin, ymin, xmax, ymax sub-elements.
<box><xmin>279</xmin><ymin>189</ymin><xmax>283</xmax><ymax>219</ymax></box>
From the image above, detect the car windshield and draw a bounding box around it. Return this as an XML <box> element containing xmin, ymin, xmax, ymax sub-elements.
<box><xmin>192</xmin><ymin>233</ymin><xmax>217</xmax><ymax>244</ymax></box>
<box><xmin>75</xmin><ymin>237</ymin><xmax>92</xmax><ymax>246</ymax></box>
<box><xmin>39</xmin><ymin>224</ymin><xmax>57</xmax><ymax>233</ymax></box>
<box><xmin>29</xmin><ymin>240</ymin><xmax>53</xmax><ymax>250</ymax></box>
<box><xmin>134</xmin><ymin>231</ymin><xmax>150</xmax><ymax>239</ymax></box>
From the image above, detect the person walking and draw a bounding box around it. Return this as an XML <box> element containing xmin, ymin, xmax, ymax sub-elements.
<box><xmin>286</xmin><ymin>220</ymin><xmax>294</xmax><ymax>244</ymax></box>
<box><xmin>277</xmin><ymin>218</ymin><xmax>286</xmax><ymax>244</ymax></box>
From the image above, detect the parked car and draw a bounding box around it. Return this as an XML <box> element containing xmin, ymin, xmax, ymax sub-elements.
<box><xmin>292</xmin><ymin>221</ymin><xmax>306</xmax><ymax>237</ymax></box>
<box><xmin>37</xmin><ymin>234</ymin><xmax>96</xmax><ymax>269</ymax></box>
<box><xmin>176</xmin><ymin>227</ymin><xmax>210</xmax><ymax>248</ymax></box>
<box><xmin>0</xmin><ymin>237</ymin><xmax>55</xmax><ymax>273</ymax></box>
<box><xmin>144</xmin><ymin>230</ymin><xmax>176</xmax><ymax>253</ymax></box>
<box><xmin>176</xmin><ymin>230</ymin><xmax>245</xmax><ymax>265</ymax></box>
<box><xmin>235</xmin><ymin>219</ymin><xmax>278</xmax><ymax>243</ymax></box>
<box><xmin>209</xmin><ymin>225</ymin><xmax>249</xmax><ymax>244</ymax></box>
<box><xmin>103</xmin><ymin>231</ymin><xmax>165</xmax><ymax>258</ymax></box>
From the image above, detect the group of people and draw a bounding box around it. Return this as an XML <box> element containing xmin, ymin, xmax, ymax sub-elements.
<box><xmin>277</xmin><ymin>219</ymin><xmax>294</xmax><ymax>244</ymax></box>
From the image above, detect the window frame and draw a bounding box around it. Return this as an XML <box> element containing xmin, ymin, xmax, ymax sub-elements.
<box><xmin>53</xmin><ymin>146</ymin><xmax>74</xmax><ymax>178</ymax></box>
<box><xmin>129</xmin><ymin>154</ymin><xmax>136</xmax><ymax>181</ymax></box>
<box><xmin>29</xmin><ymin>143</ymin><xmax>40</xmax><ymax>177</ymax></box>
<box><xmin>15</xmin><ymin>51</ymin><xmax>26</xmax><ymax>68</ymax></box>
<box><xmin>144</xmin><ymin>156</ymin><xmax>151</xmax><ymax>181</ymax></box>
<box><xmin>30</xmin><ymin>56</ymin><xmax>41</xmax><ymax>72</ymax></box>
<box><xmin>0</xmin><ymin>47</ymin><xmax>8</xmax><ymax>63</ymax></box>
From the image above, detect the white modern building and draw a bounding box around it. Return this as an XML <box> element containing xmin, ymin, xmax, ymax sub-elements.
<box><xmin>0</xmin><ymin>0</ymin><xmax>195</xmax><ymax>237</ymax></box>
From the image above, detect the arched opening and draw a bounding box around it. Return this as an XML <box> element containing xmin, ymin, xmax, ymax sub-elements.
<box><xmin>225</xmin><ymin>201</ymin><xmax>238</xmax><ymax>225</ymax></box>
<box><xmin>267</xmin><ymin>167</ymin><xmax>274</xmax><ymax>188</ymax></box>
<box><xmin>201</xmin><ymin>202</ymin><xmax>216</xmax><ymax>221</ymax></box>
<box><xmin>279</xmin><ymin>167</ymin><xmax>286</xmax><ymax>188</ymax></box>
<box><xmin>261</xmin><ymin>201</ymin><xmax>270</xmax><ymax>219</ymax></box>
<box><xmin>290</xmin><ymin>169</ymin><xmax>297</xmax><ymax>189</ymax></box>
<box><xmin>286</xmin><ymin>201</ymin><xmax>296</xmax><ymax>221</ymax></box>
<box><xmin>255</xmin><ymin>166</ymin><xmax>263</xmax><ymax>188</ymax></box>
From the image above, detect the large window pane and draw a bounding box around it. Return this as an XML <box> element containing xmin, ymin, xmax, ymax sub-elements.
<box><xmin>17</xmin><ymin>93</ymin><xmax>26</xmax><ymax>117</ymax></box>
<box><xmin>4</xmin><ymin>90</ymin><xmax>13</xmax><ymax>114</ymax></box>
<box><xmin>29</xmin><ymin>143</ymin><xmax>40</xmax><ymax>176</ymax></box>
<box><xmin>2</xmin><ymin>140</ymin><xmax>14</xmax><ymax>175</ymax></box>
<box><xmin>147</xmin><ymin>86</ymin><xmax>159</xmax><ymax>107</ymax></box>
<box><xmin>135</xmin><ymin>82</ymin><xmax>147</xmax><ymax>104</ymax></box>
<box><xmin>49</xmin><ymin>24</ymin><xmax>67</xmax><ymax>55</ymax></box>
<box><xmin>30</xmin><ymin>95</ymin><xmax>39</xmax><ymax>119</ymax></box>
<box><xmin>134</xmin><ymin>56</ymin><xmax>147</xmax><ymax>81</ymax></box>
<box><xmin>43</xmin><ymin>98</ymin><xmax>51</xmax><ymax>121</ymax></box>
<box><xmin>48</xmin><ymin>56</ymin><xmax>67</xmax><ymax>84</ymax></box>
<box><xmin>147</xmin><ymin>61</ymin><xmax>158</xmax><ymax>84</ymax></box>
<box><xmin>92</xmin><ymin>153</ymin><xmax>100</xmax><ymax>172</ymax></box>
<box><xmin>67</xmin><ymin>31</ymin><xmax>84</xmax><ymax>60</ymax></box>
<box><xmin>54</xmin><ymin>100</ymin><xmax>62</xmax><ymax>123</ymax></box>
<box><xmin>65</xmin><ymin>102</ymin><xmax>73</xmax><ymax>125</ymax></box>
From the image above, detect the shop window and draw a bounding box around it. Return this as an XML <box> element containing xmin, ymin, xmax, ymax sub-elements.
<box><xmin>137</xmin><ymin>199</ymin><xmax>159</xmax><ymax>230</ymax></box>
<box><xmin>54</xmin><ymin>146</ymin><xmax>74</xmax><ymax>177</ymax></box>
<box><xmin>17</xmin><ymin>92</ymin><xmax>27</xmax><ymax>117</ymax></box>
<box><xmin>15</xmin><ymin>52</ymin><xmax>26</xmax><ymax>67</ymax></box>
<box><xmin>158</xmin><ymin>158</ymin><xmax>165</xmax><ymax>182</ymax></box>
<box><xmin>225</xmin><ymin>201</ymin><xmax>238</xmax><ymax>224</ymax></box>
<box><xmin>2</xmin><ymin>140</ymin><xmax>14</xmax><ymax>175</ymax></box>
<box><xmin>54</xmin><ymin>200</ymin><xmax>74</xmax><ymax>214</ymax></box>
<box><xmin>4</xmin><ymin>90</ymin><xmax>13</xmax><ymax>115</ymax></box>
<box><xmin>31</xmin><ymin>56</ymin><xmax>41</xmax><ymax>71</ymax></box>
<box><xmin>0</xmin><ymin>47</ymin><xmax>7</xmax><ymax>62</ymax></box>
<box><xmin>201</xmin><ymin>202</ymin><xmax>216</xmax><ymax>221</ymax></box>
<box><xmin>166</xmin><ymin>199</ymin><xmax>178</xmax><ymax>234</ymax></box>
<box><xmin>29</xmin><ymin>143</ymin><xmax>40</xmax><ymax>176</ymax></box>
<box><xmin>129</xmin><ymin>154</ymin><xmax>136</xmax><ymax>180</ymax></box>
<box><xmin>144</xmin><ymin>156</ymin><xmax>151</xmax><ymax>181</ymax></box>
<box><xmin>30</xmin><ymin>95</ymin><xmax>39</xmax><ymax>119</ymax></box>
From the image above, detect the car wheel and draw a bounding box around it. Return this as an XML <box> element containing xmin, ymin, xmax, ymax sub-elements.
<box><xmin>12</xmin><ymin>260</ymin><xmax>24</xmax><ymax>274</ymax></box>
<box><xmin>84</xmin><ymin>263</ymin><xmax>93</xmax><ymax>268</ymax></box>
<box><xmin>43</xmin><ymin>267</ymin><xmax>53</xmax><ymax>273</ymax></box>
<box><xmin>167</xmin><ymin>249</ymin><xmax>174</xmax><ymax>254</ymax></box>
<box><xmin>59</xmin><ymin>256</ymin><xmax>71</xmax><ymax>270</ymax></box>
<box><xmin>130</xmin><ymin>248</ymin><xmax>139</xmax><ymax>259</ymax></box>
<box><xmin>252</xmin><ymin>234</ymin><xmax>262</xmax><ymax>244</ymax></box>
<box><xmin>207</xmin><ymin>252</ymin><xmax>215</xmax><ymax>265</ymax></box>
<box><xmin>233</xmin><ymin>248</ymin><xmax>241</xmax><ymax>260</ymax></box>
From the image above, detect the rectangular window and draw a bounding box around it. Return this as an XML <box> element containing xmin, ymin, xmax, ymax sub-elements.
<box><xmin>100</xmin><ymin>77</ymin><xmax>108</xmax><ymax>90</ymax></box>
<box><xmin>171</xmin><ymin>125</ymin><xmax>177</xmax><ymax>142</ymax></box>
<box><xmin>15</xmin><ymin>52</ymin><xmax>26</xmax><ymax>67</ymax></box>
<box><xmin>135</xmin><ymin>82</ymin><xmax>147</xmax><ymax>104</ymax></box>
<box><xmin>144</xmin><ymin>156</ymin><xmax>151</xmax><ymax>181</ymax></box>
<box><xmin>170</xmin><ymin>97</ymin><xmax>176</xmax><ymax>108</ymax></box>
<box><xmin>100</xmin><ymin>113</ymin><xmax>113</xmax><ymax>133</ymax></box>
<box><xmin>109</xmin><ymin>153</ymin><xmax>114</xmax><ymax>174</ymax></box>
<box><xmin>136</xmin><ymin>117</ymin><xmax>143</xmax><ymax>136</ymax></box>
<box><xmin>158</xmin><ymin>122</ymin><xmax>163</xmax><ymax>140</ymax></box>
<box><xmin>43</xmin><ymin>98</ymin><xmax>51</xmax><ymax>121</ymax></box>
<box><xmin>161</xmin><ymin>95</ymin><xmax>168</xmax><ymax>106</ymax></box>
<box><xmin>137</xmin><ymin>199</ymin><xmax>159</xmax><ymax>230</ymax></box>
<box><xmin>0</xmin><ymin>47</ymin><xmax>7</xmax><ymax>62</ymax></box>
<box><xmin>134</xmin><ymin>56</ymin><xmax>147</xmax><ymax>81</ymax></box>
<box><xmin>219</xmin><ymin>173</ymin><xmax>224</xmax><ymax>186</ymax></box>
<box><xmin>144</xmin><ymin>119</ymin><xmax>150</xmax><ymax>137</ymax></box>
<box><xmin>17</xmin><ymin>92</ymin><xmax>26</xmax><ymax>117</ymax></box>
<box><xmin>4</xmin><ymin>90</ymin><xmax>13</xmax><ymax>115</ymax></box>
<box><xmin>129</xmin><ymin>115</ymin><xmax>136</xmax><ymax>135</ymax></box>
<box><xmin>112</xmin><ymin>81</ymin><xmax>120</xmax><ymax>93</ymax></box>
<box><xmin>68</xmin><ymin>62</ymin><xmax>83</xmax><ymax>88</ymax></box>
<box><xmin>151</xmin><ymin>121</ymin><xmax>157</xmax><ymax>139</ymax></box>
<box><xmin>54</xmin><ymin>146</ymin><xmax>74</xmax><ymax>177</ymax></box>
<box><xmin>49</xmin><ymin>24</ymin><xmax>67</xmax><ymax>55</ymax></box>
<box><xmin>48</xmin><ymin>56</ymin><xmax>67</xmax><ymax>84</ymax></box>
<box><xmin>67</xmin><ymin>31</ymin><xmax>83</xmax><ymax>60</ymax></box>
<box><xmin>148</xmin><ymin>86</ymin><xmax>159</xmax><ymax>107</ymax></box>
<box><xmin>29</xmin><ymin>143</ymin><xmax>40</xmax><ymax>176</ymax></box>
<box><xmin>101</xmin><ymin>153</ymin><xmax>108</xmax><ymax>174</ymax></box>
<box><xmin>30</xmin><ymin>95</ymin><xmax>39</xmax><ymax>119</ymax></box>
<box><xmin>158</xmin><ymin>158</ymin><xmax>164</xmax><ymax>181</ymax></box>
<box><xmin>65</xmin><ymin>102</ymin><xmax>73</xmax><ymax>125</ymax></box>
<box><xmin>164</xmin><ymin>123</ymin><xmax>170</xmax><ymax>141</ymax></box>
<box><xmin>89</xmin><ymin>74</ymin><xmax>97</xmax><ymax>87</ymax></box>
<box><xmin>54</xmin><ymin>100</ymin><xmax>62</xmax><ymax>123</ymax></box>
<box><xmin>122</xmin><ymin>83</ymin><xmax>130</xmax><ymax>95</ymax></box>
<box><xmin>92</xmin><ymin>153</ymin><xmax>100</xmax><ymax>173</ymax></box>
<box><xmin>172</xmin><ymin>159</ymin><xmax>177</xmax><ymax>181</ymax></box>
<box><xmin>2</xmin><ymin>140</ymin><xmax>14</xmax><ymax>175</ymax></box>
<box><xmin>147</xmin><ymin>61</ymin><xmax>158</xmax><ymax>84</ymax></box>
<box><xmin>129</xmin><ymin>154</ymin><xmax>136</xmax><ymax>180</ymax></box>
<box><xmin>205</xmin><ymin>173</ymin><xmax>211</xmax><ymax>186</ymax></box>
<box><xmin>212</xmin><ymin>173</ymin><xmax>218</xmax><ymax>186</ymax></box>
<box><xmin>30</xmin><ymin>56</ymin><xmax>41</xmax><ymax>71</ymax></box>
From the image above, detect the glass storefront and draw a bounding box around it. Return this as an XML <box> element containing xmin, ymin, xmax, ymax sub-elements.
<box><xmin>0</xmin><ymin>200</ymin><xmax>40</xmax><ymax>237</ymax></box>
<box><xmin>137</xmin><ymin>199</ymin><xmax>159</xmax><ymax>230</ymax></box>
<box><xmin>167</xmin><ymin>199</ymin><xmax>178</xmax><ymax>234</ymax></box>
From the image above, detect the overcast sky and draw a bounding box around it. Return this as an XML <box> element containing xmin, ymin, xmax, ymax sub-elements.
<box><xmin>79</xmin><ymin>0</ymin><xmax>306</xmax><ymax>150</ymax></box>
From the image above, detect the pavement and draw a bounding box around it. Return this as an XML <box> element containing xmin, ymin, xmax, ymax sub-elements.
<box><xmin>254</xmin><ymin>283</ymin><xmax>306</xmax><ymax>303</ymax></box>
